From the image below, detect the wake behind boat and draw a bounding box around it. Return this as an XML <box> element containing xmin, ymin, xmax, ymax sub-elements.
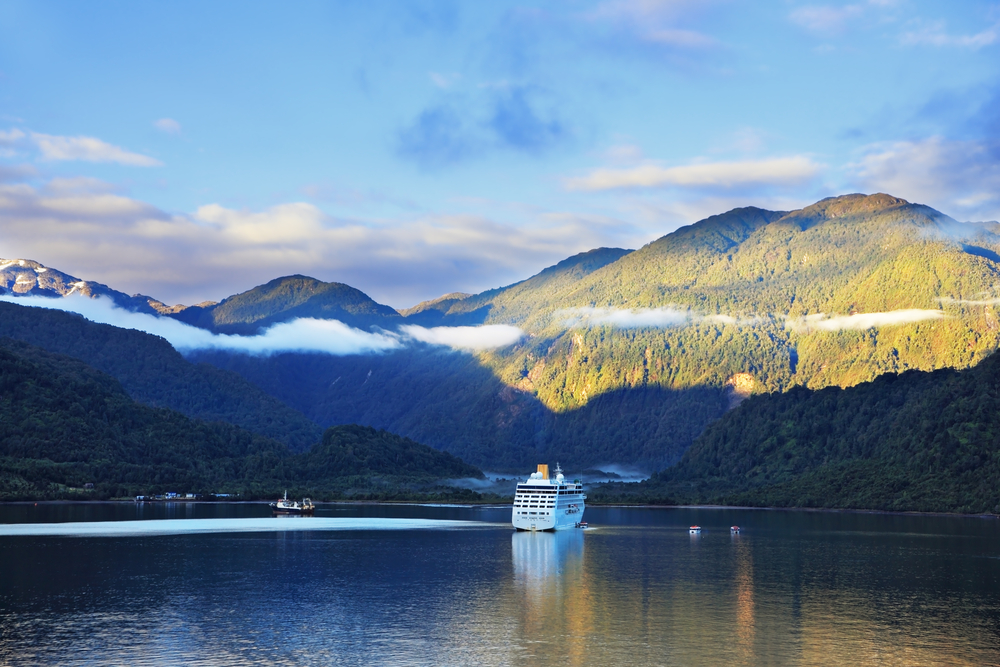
<box><xmin>270</xmin><ymin>491</ymin><xmax>315</xmax><ymax>516</ymax></box>
<box><xmin>512</xmin><ymin>464</ymin><xmax>586</xmax><ymax>531</ymax></box>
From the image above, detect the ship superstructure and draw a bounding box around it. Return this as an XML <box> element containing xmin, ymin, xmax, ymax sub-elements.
<box><xmin>512</xmin><ymin>464</ymin><xmax>585</xmax><ymax>531</ymax></box>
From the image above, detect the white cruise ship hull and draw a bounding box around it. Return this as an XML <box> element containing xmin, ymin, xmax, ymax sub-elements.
<box><xmin>512</xmin><ymin>508</ymin><xmax>584</xmax><ymax>531</ymax></box>
<box><xmin>511</xmin><ymin>464</ymin><xmax>586</xmax><ymax>531</ymax></box>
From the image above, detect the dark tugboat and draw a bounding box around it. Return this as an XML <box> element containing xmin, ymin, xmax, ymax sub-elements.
<box><xmin>270</xmin><ymin>490</ymin><xmax>315</xmax><ymax>515</ymax></box>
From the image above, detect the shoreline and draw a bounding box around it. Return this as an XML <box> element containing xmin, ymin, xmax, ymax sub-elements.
<box><xmin>2</xmin><ymin>498</ymin><xmax>997</xmax><ymax>519</ymax></box>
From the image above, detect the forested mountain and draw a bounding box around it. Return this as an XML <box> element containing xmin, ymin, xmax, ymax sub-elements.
<box><xmin>167</xmin><ymin>275</ymin><xmax>401</xmax><ymax>334</ymax></box>
<box><xmin>399</xmin><ymin>247</ymin><xmax>633</xmax><ymax>326</ymax></box>
<box><xmin>0</xmin><ymin>301</ymin><xmax>324</xmax><ymax>451</ymax></box>
<box><xmin>593</xmin><ymin>345</ymin><xmax>1000</xmax><ymax>514</ymax></box>
<box><xmin>0</xmin><ymin>339</ymin><xmax>483</xmax><ymax>500</ymax></box>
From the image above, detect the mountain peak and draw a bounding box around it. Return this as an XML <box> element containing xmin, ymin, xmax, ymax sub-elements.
<box><xmin>802</xmin><ymin>192</ymin><xmax>909</xmax><ymax>218</ymax></box>
<box><xmin>169</xmin><ymin>274</ymin><xmax>400</xmax><ymax>334</ymax></box>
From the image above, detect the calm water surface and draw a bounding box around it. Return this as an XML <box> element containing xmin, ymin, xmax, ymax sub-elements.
<box><xmin>1</xmin><ymin>503</ymin><xmax>998</xmax><ymax>666</ymax></box>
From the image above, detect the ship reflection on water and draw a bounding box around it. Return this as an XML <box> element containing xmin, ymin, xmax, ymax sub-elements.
<box><xmin>511</xmin><ymin>529</ymin><xmax>591</xmax><ymax>664</ymax></box>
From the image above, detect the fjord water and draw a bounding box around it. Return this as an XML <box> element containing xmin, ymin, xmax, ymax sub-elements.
<box><xmin>1</xmin><ymin>504</ymin><xmax>998</xmax><ymax>666</ymax></box>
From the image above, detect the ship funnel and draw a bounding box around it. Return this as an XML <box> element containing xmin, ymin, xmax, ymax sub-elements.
<box><xmin>537</xmin><ymin>464</ymin><xmax>549</xmax><ymax>479</ymax></box>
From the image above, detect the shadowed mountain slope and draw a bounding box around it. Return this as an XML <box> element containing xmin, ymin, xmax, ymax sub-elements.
<box><xmin>596</xmin><ymin>346</ymin><xmax>1000</xmax><ymax>514</ymax></box>
<box><xmin>0</xmin><ymin>339</ymin><xmax>484</xmax><ymax>499</ymax></box>
<box><xmin>0</xmin><ymin>301</ymin><xmax>323</xmax><ymax>451</ymax></box>
<box><xmin>190</xmin><ymin>347</ymin><xmax>726</xmax><ymax>470</ymax></box>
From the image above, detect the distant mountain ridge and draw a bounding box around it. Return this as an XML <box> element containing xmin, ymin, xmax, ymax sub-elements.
<box><xmin>167</xmin><ymin>275</ymin><xmax>402</xmax><ymax>334</ymax></box>
<box><xmin>0</xmin><ymin>258</ymin><xmax>168</xmax><ymax>314</ymax></box>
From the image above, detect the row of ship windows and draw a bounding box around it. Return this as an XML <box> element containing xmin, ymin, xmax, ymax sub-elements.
<box><xmin>514</xmin><ymin>490</ymin><xmax>582</xmax><ymax>495</ymax></box>
<box><xmin>515</xmin><ymin>511</ymin><xmax>549</xmax><ymax>515</ymax></box>
<box><xmin>514</xmin><ymin>492</ymin><xmax>582</xmax><ymax>496</ymax></box>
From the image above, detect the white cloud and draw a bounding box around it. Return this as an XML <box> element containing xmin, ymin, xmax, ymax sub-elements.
<box><xmin>565</xmin><ymin>156</ymin><xmax>822</xmax><ymax>191</ymax></box>
<box><xmin>400</xmin><ymin>324</ymin><xmax>524</xmax><ymax>350</ymax></box>
<box><xmin>848</xmin><ymin>137</ymin><xmax>1000</xmax><ymax>221</ymax></box>
<box><xmin>30</xmin><ymin>132</ymin><xmax>161</xmax><ymax>166</ymax></box>
<box><xmin>786</xmin><ymin>309</ymin><xmax>946</xmax><ymax>332</ymax></box>
<box><xmin>0</xmin><ymin>128</ymin><xmax>26</xmax><ymax>148</ymax></box>
<box><xmin>790</xmin><ymin>4</ymin><xmax>865</xmax><ymax>33</ymax></box>
<box><xmin>937</xmin><ymin>296</ymin><xmax>1000</xmax><ymax>306</ymax></box>
<box><xmin>0</xmin><ymin>127</ymin><xmax>161</xmax><ymax>166</ymax></box>
<box><xmin>0</xmin><ymin>293</ymin><xmax>526</xmax><ymax>355</ymax></box>
<box><xmin>901</xmin><ymin>20</ymin><xmax>999</xmax><ymax>49</ymax></box>
<box><xmin>0</xmin><ymin>178</ymin><xmax>647</xmax><ymax>308</ymax></box>
<box><xmin>560</xmin><ymin>306</ymin><xmax>689</xmax><ymax>328</ymax></box>
<box><xmin>0</xmin><ymin>294</ymin><xmax>401</xmax><ymax>356</ymax></box>
<box><xmin>587</xmin><ymin>0</ymin><xmax>719</xmax><ymax>50</ymax></box>
<box><xmin>153</xmin><ymin>118</ymin><xmax>182</xmax><ymax>135</ymax></box>
<box><xmin>604</xmin><ymin>143</ymin><xmax>645</xmax><ymax>164</ymax></box>
<box><xmin>428</xmin><ymin>72</ymin><xmax>461</xmax><ymax>89</ymax></box>
<box><xmin>557</xmin><ymin>306</ymin><xmax>760</xmax><ymax>329</ymax></box>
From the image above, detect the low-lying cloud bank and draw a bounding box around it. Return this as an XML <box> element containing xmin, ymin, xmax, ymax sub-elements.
<box><xmin>0</xmin><ymin>295</ymin><xmax>523</xmax><ymax>355</ymax></box>
<box><xmin>937</xmin><ymin>296</ymin><xmax>1000</xmax><ymax>306</ymax></box>
<box><xmin>558</xmin><ymin>305</ymin><xmax>947</xmax><ymax>333</ymax></box>
<box><xmin>785</xmin><ymin>310</ymin><xmax>947</xmax><ymax>332</ymax></box>
<box><xmin>400</xmin><ymin>324</ymin><xmax>524</xmax><ymax>350</ymax></box>
<box><xmin>557</xmin><ymin>306</ymin><xmax>762</xmax><ymax>329</ymax></box>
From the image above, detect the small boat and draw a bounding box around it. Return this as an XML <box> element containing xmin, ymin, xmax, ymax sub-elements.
<box><xmin>576</xmin><ymin>521</ymin><xmax>588</xmax><ymax>529</ymax></box>
<box><xmin>689</xmin><ymin>525</ymin><xmax>702</xmax><ymax>534</ymax></box>
<box><xmin>731</xmin><ymin>525</ymin><xmax>741</xmax><ymax>533</ymax></box>
<box><xmin>270</xmin><ymin>490</ymin><xmax>315</xmax><ymax>515</ymax></box>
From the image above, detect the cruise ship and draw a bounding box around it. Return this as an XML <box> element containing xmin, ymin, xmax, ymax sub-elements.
<box><xmin>512</xmin><ymin>464</ymin><xmax>586</xmax><ymax>531</ymax></box>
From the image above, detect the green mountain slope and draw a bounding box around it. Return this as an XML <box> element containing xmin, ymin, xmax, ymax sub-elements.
<box><xmin>0</xmin><ymin>340</ymin><xmax>483</xmax><ymax>499</ymax></box>
<box><xmin>473</xmin><ymin>194</ymin><xmax>1000</xmax><ymax>413</ymax></box>
<box><xmin>608</xmin><ymin>347</ymin><xmax>1000</xmax><ymax>514</ymax></box>
<box><xmin>400</xmin><ymin>247</ymin><xmax>633</xmax><ymax>326</ymax></box>
<box><xmin>0</xmin><ymin>301</ymin><xmax>324</xmax><ymax>451</ymax></box>
<box><xmin>169</xmin><ymin>275</ymin><xmax>401</xmax><ymax>334</ymax></box>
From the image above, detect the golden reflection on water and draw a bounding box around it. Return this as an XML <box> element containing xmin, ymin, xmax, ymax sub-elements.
<box><xmin>734</xmin><ymin>535</ymin><xmax>756</xmax><ymax>665</ymax></box>
<box><xmin>511</xmin><ymin>530</ymin><xmax>590</xmax><ymax>665</ymax></box>
<box><xmin>504</xmin><ymin>527</ymin><xmax>997</xmax><ymax>667</ymax></box>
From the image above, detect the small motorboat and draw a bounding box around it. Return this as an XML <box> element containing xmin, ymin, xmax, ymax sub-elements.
<box><xmin>270</xmin><ymin>490</ymin><xmax>315</xmax><ymax>515</ymax></box>
<box><xmin>689</xmin><ymin>525</ymin><xmax>702</xmax><ymax>534</ymax></box>
<box><xmin>731</xmin><ymin>525</ymin><xmax>741</xmax><ymax>533</ymax></box>
<box><xmin>575</xmin><ymin>521</ymin><xmax>588</xmax><ymax>529</ymax></box>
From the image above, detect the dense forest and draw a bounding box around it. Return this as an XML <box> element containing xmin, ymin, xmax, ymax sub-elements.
<box><xmin>591</xmin><ymin>347</ymin><xmax>1000</xmax><ymax>514</ymax></box>
<box><xmin>0</xmin><ymin>339</ymin><xmax>484</xmax><ymax>501</ymax></box>
<box><xmin>0</xmin><ymin>301</ymin><xmax>323</xmax><ymax>451</ymax></box>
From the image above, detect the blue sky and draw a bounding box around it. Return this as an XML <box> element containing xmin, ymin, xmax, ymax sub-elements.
<box><xmin>0</xmin><ymin>0</ymin><xmax>998</xmax><ymax>308</ymax></box>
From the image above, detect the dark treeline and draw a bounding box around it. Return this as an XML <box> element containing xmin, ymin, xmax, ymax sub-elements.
<box><xmin>592</xmin><ymin>348</ymin><xmax>1000</xmax><ymax>514</ymax></box>
<box><xmin>0</xmin><ymin>339</ymin><xmax>483</xmax><ymax>501</ymax></box>
<box><xmin>0</xmin><ymin>301</ymin><xmax>323</xmax><ymax>451</ymax></box>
